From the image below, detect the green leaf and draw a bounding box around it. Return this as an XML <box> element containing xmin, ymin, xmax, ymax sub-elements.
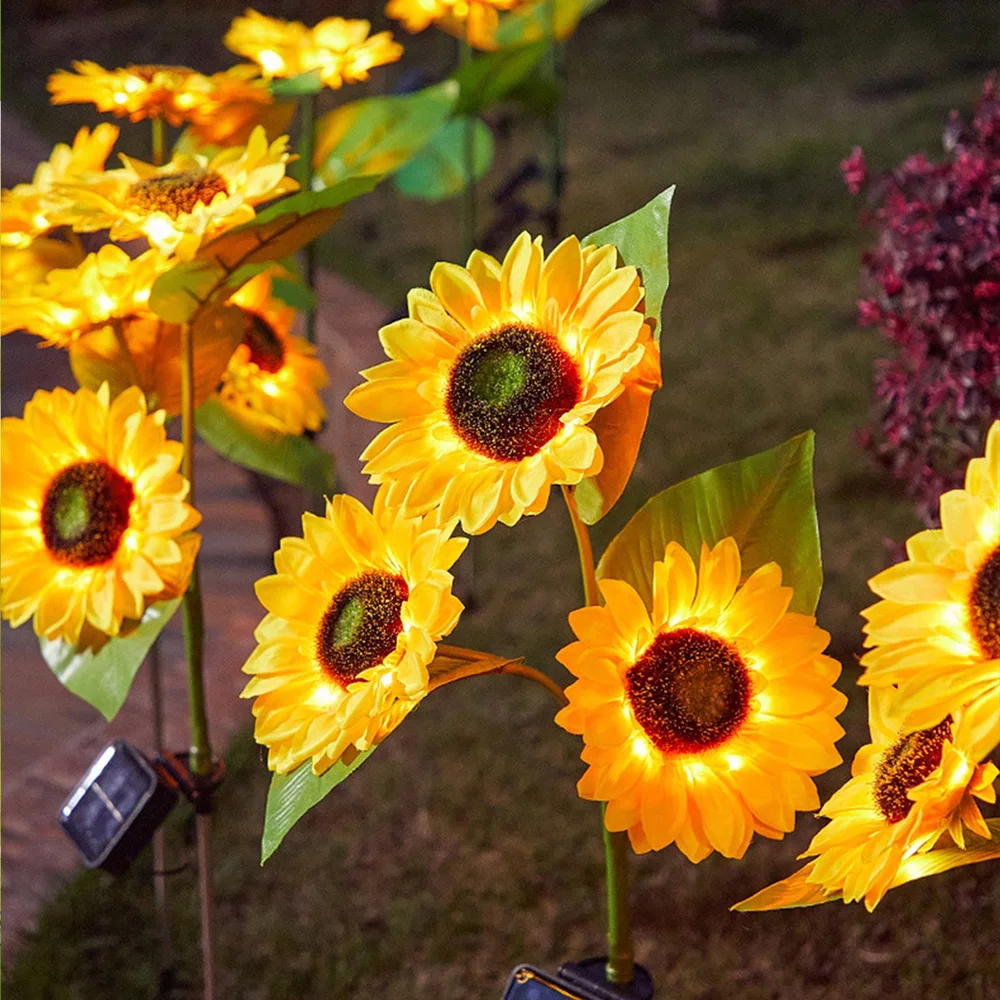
<box><xmin>313</xmin><ymin>81</ymin><xmax>459</xmax><ymax>188</ymax></box>
<box><xmin>39</xmin><ymin>598</ymin><xmax>183</xmax><ymax>721</ymax></box>
<box><xmin>496</xmin><ymin>0</ymin><xmax>605</xmax><ymax>47</ymax></box>
<box><xmin>451</xmin><ymin>42</ymin><xmax>548</xmax><ymax>115</ymax></box>
<box><xmin>583</xmin><ymin>185</ymin><xmax>674</xmax><ymax>340</ymax></box>
<box><xmin>732</xmin><ymin>861</ymin><xmax>840</xmax><ymax>911</ymax></box>
<box><xmin>269</xmin><ymin>275</ymin><xmax>316</xmax><ymax>311</ymax></box>
<box><xmin>195</xmin><ymin>396</ymin><xmax>335</xmax><ymax>495</ymax></box>
<box><xmin>393</xmin><ymin>117</ymin><xmax>494</xmax><ymax>202</ymax></box>
<box><xmin>269</xmin><ymin>70</ymin><xmax>324</xmax><ymax>98</ymax></box>
<box><xmin>149</xmin><ymin>177</ymin><xmax>378</xmax><ymax>323</ymax></box>
<box><xmin>596</xmin><ymin>432</ymin><xmax>821</xmax><ymax>615</ymax></box>
<box><xmin>262</xmin><ymin>745</ymin><xmax>379</xmax><ymax>863</ymax></box>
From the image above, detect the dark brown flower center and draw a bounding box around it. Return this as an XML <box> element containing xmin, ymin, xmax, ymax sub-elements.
<box><xmin>444</xmin><ymin>324</ymin><xmax>582</xmax><ymax>463</ymax></box>
<box><xmin>240</xmin><ymin>309</ymin><xmax>285</xmax><ymax>373</ymax></box>
<box><xmin>126</xmin><ymin>169</ymin><xmax>229</xmax><ymax>219</ymax></box>
<box><xmin>625</xmin><ymin>627</ymin><xmax>751</xmax><ymax>755</ymax></box>
<box><xmin>872</xmin><ymin>719</ymin><xmax>951</xmax><ymax>824</ymax></box>
<box><xmin>41</xmin><ymin>461</ymin><xmax>135</xmax><ymax>567</ymax></box>
<box><xmin>315</xmin><ymin>570</ymin><xmax>409</xmax><ymax>689</ymax></box>
<box><xmin>968</xmin><ymin>544</ymin><xmax>1000</xmax><ymax>660</ymax></box>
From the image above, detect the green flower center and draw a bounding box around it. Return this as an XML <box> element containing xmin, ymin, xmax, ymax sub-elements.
<box><xmin>445</xmin><ymin>323</ymin><xmax>582</xmax><ymax>463</ymax></box>
<box><xmin>315</xmin><ymin>570</ymin><xmax>409</xmax><ymax>688</ymax></box>
<box><xmin>625</xmin><ymin>627</ymin><xmax>751</xmax><ymax>755</ymax></box>
<box><xmin>872</xmin><ymin>719</ymin><xmax>951</xmax><ymax>824</ymax></box>
<box><xmin>240</xmin><ymin>309</ymin><xmax>285</xmax><ymax>374</ymax></box>
<box><xmin>968</xmin><ymin>544</ymin><xmax>1000</xmax><ymax>660</ymax></box>
<box><xmin>41</xmin><ymin>461</ymin><xmax>135</xmax><ymax>567</ymax></box>
<box><xmin>126</xmin><ymin>168</ymin><xmax>229</xmax><ymax>219</ymax></box>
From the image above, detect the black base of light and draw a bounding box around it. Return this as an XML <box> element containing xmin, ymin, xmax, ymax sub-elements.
<box><xmin>157</xmin><ymin>751</ymin><xmax>226</xmax><ymax>814</ymax></box>
<box><xmin>60</xmin><ymin>740</ymin><xmax>179</xmax><ymax>876</ymax></box>
<box><xmin>558</xmin><ymin>959</ymin><xmax>654</xmax><ymax>1000</ymax></box>
<box><xmin>502</xmin><ymin>961</ymin><xmax>654</xmax><ymax>1000</ymax></box>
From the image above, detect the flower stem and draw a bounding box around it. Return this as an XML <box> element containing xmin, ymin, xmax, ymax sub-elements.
<box><xmin>561</xmin><ymin>484</ymin><xmax>634</xmax><ymax>985</ymax></box>
<box><xmin>180</xmin><ymin>320</ymin><xmax>216</xmax><ymax>1000</ymax></box>
<box><xmin>152</xmin><ymin>116</ymin><xmax>166</xmax><ymax>168</ymax></box>
<box><xmin>297</xmin><ymin>92</ymin><xmax>318</xmax><ymax>344</ymax></box>
<box><xmin>459</xmin><ymin>30</ymin><xmax>476</xmax><ymax>259</ymax></box>
<box><xmin>428</xmin><ymin>652</ymin><xmax>568</xmax><ymax>707</ymax></box>
<box><xmin>545</xmin><ymin>0</ymin><xmax>565</xmax><ymax>239</ymax></box>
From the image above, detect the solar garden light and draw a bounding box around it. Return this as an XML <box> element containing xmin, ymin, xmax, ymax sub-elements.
<box><xmin>503</xmin><ymin>961</ymin><xmax>654</xmax><ymax>1000</ymax></box>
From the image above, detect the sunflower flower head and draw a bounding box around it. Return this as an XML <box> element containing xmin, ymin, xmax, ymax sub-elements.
<box><xmin>243</xmin><ymin>494</ymin><xmax>467</xmax><ymax>775</ymax></box>
<box><xmin>800</xmin><ymin>688</ymin><xmax>997</xmax><ymax>911</ymax></box>
<box><xmin>225</xmin><ymin>9</ymin><xmax>403</xmax><ymax>88</ymax></box>
<box><xmin>1</xmin><ymin>124</ymin><xmax>119</xmax><ymax>250</ymax></box>
<box><xmin>219</xmin><ymin>270</ymin><xmax>329</xmax><ymax>435</ymax></box>
<box><xmin>345</xmin><ymin>232</ymin><xmax>653</xmax><ymax>534</ymax></box>
<box><xmin>1</xmin><ymin>245</ymin><xmax>170</xmax><ymax>347</ymax></box>
<box><xmin>58</xmin><ymin>126</ymin><xmax>298</xmax><ymax>259</ymax></box>
<box><xmin>860</xmin><ymin>419</ymin><xmax>1000</xmax><ymax>751</ymax></box>
<box><xmin>386</xmin><ymin>0</ymin><xmax>522</xmax><ymax>50</ymax></box>
<box><xmin>1</xmin><ymin>384</ymin><xmax>201</xmax><ymax>647</ymax></box>
<box><xmin>555</xmin><ymin>537</ymin><xmax>847</xmax><ymax>862</ymax></box>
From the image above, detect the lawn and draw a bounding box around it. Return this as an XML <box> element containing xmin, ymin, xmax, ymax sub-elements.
<box><xmin>4</xmin><ymin>1</ymin><xmax>1000</xmax><ymax>997</ymax></box>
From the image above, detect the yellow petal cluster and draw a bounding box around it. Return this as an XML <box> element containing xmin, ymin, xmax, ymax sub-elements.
<box><xmin>1</xmin><ymin>245</ymin><xmax>170</xmax><ymax>347</ymax></box>
<box><xmin>386</xmin><ymin>0</ymin><xmax>522</xmax><ymax>50</ymax></box>
<box><xmin>1</xmin><ymin>384</ymin><xmax>201</xmax><ymax>647</ymax></box>
<box><xmin>1</xmin><ymin>124</ymin><xmax>119</xmax><ymax>250</ymax></box>
<box><xmin>219</xmin><ymin>270</ymin><xmax>328</xmax><ymax>435</ymax></box>
<box><xmin>225</xmin><ymin>9</ymin><xmax>403</xmax><ymax>88</ymax></box>
<box><xmin>555</xmin><ymin>538</ymin><xmax>847</xmax><ymax>861</ymax></box>
<box><xmin>57</xmin><ymin>126</ymin><xmax>298</xmax><ymax>259</ymax></box>
<box><xmin>860</xmin><ymin>419</ymin><xmax>1000</xmax><ymax>753</ymax></box>
<box><xmin>243</xmin><ymin>494</ymin><xmax>466</xmax><ymax>775</ymax></box>
<box><xmin>346</xmin><ymin>232</ymin><xmax>652</xmax><ymax>534</ymax></box>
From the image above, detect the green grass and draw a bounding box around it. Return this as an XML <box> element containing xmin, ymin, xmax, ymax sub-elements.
<box><xmin>5</xmin><ymin>1</ymin><xmax>1000</xmax><ymax>997</ymax></box>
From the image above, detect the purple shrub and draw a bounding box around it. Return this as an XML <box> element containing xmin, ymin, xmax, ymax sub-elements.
<box><xmin>846</xmin><ymin>75</ymin><xmax>1000</xmax><ymax>526</ymax></box>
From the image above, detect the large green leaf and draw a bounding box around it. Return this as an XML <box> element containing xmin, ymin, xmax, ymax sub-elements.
<box><xmin>313</xmin><ymin>81</ymin><xmax>459</xmax><ymax>188</ymax></box>
<box><xmin>39</xmin><ymin>598</ymin><xmax>183</xmax><ymax>721</ymax></box>
<box><xmin>262</xmin><ymin>745</ymin><xmax>379</xmax><ymax>863</ymax></box>
<box><xmin>269</xmin><ymin>70</ymin><xmax>323</xmax><ymax>98</ymax></box>
<box><xmin>451</xmin><ymin>42</ymin><xmax>548</xmax><ymax>115</ymax></box>
<box><xmin>582</xmin><ymin>185</ymin><xmax>674</xmax><ymax>340</ymax></box>
<box><xmin>393</xmin><ymin>117</ymin><xmax>494</xmax><ymax>202</ymax></box>
<box><xmin>149</xmin><ymin>177</ymin><xmax>378</xmax><ymax>324</ymax></box>
<box><xmin>269</xmin><ymin>274</ymin><xmax>316</xmax><ymax>312</ymax></box>
<box><xmin>195</xmin><ymin>396</ymin><xmax>335</xmax><ymax>495</ymax></box>
<box><xmin>496</xmin><ymin>0</ymin><xmax>608</xmax><ymax>46</ymax></box>
<box><xmin>596</xmin><ymin>432</ymin><xmax>821</xmax><ymax>614</ymax></box>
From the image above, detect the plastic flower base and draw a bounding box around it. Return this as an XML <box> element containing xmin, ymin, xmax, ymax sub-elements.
<box><xmin>503</xmin><ymin>961</ymin><xmax>655</xmax><ymax>1000</ymax></box>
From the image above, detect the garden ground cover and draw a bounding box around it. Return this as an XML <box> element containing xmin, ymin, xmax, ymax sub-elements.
<box><xmin>4</xmin><ymin>1</ymin><xmax>999</xmax><ymax>997</ymax></box>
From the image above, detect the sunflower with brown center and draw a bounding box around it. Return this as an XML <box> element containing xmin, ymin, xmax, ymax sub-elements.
<box><xmin>345</xmin><ymin>232</ymin><xmax>653</xmax><ymax>534</ymax></box>
<box><xmin>555</xmin><ymin>537</ymin><xmax>847</xmax><ymax>862</ymax></box>
<box><xmin>860</xmin><ymin>420</ymin><xmax>1000</xmax><ymax>754</ymax></box>
<box><xmin>243</xmin><ymin>494</ymin><xmax>466</xmax><ymax>775</ymax></box>
<box><xmin>225</xmin><ymin>9</ymin><xmax>403</xmax><ymax>88</ymax></box>
<box><xmin>47</xmin><ymin>61</ymin><xmax>272</xmax><ymax>127</ymax></box>
<box><xmin>1</xmin><ymin>384</ymin><xmax>201</xmax><ymax>647</ymax></box>
<box><xmin>386</xmin><ymin>0</ymin><xmax>522</xmax><ymax>50</ymax></box>
<box><xmin>217</xmin><ymin>270</ymin><xmax>328</xmax><ymax>435</ymax></box>
<box><xmin>58</xmin><ymin>126</ymin><xmax>297</xmax><ymax>259</ymax></box>
<box><xmin>1</xmin><ymin>124</ymin><xmax>119</xmax><ymax>251</ymax></box>
<box><xmin>789</xmin><ymin>688</ymin><xmax>997</xmax><ymax>911</ymax></box>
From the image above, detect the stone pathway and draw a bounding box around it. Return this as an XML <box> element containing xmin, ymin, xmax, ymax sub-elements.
<box><xmin>0</xmin><ymin>114</ymin><xmax>390</xmax><ymax>952</ymax></box>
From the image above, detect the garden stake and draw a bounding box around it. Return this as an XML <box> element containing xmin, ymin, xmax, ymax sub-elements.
<box><xmin>297</xmin><ymin>91</ymin><xmax>318</xmax><ymax>344</ymax></box>
<box><xmin>459</xmin><ymin>29</ymin><xmax>477</xmax><ymax>258</ymax></box>
<box><xmin>180</xmin><ymin>319</ymin><xmax>217</xmax><ymax>1000</ymax></box>
<box><xmin>561</xmin><ymin>484</ymin><xmax>635</xmax><ymax>986</ymax></box>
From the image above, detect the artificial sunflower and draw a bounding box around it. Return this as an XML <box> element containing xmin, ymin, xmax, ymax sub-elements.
<box><xmin>555</xmin><ymin>537</ymin><xmax>847</xmax><ymax>862</ymax></box>
<box><xmin>59</xmin><ymin>126</ymin><xmax>297</xmax><ymax>259</ymax></box>
<box><xmin>860</xmin><ymin>420</ymin><xmax>1000</xmax><ymax>751</ymax></box>
<box><xmin>48</xmin><ymin>61</ymin><xmax>270</xmax><ymax>127</ymax></box>
<box><xmin>224</xmin><ymin>9</ymin><xmax>403</xmax><ymax>87</ymax></box>
<box><xmin>1</xmin><ymin>124</ymin><xmax>119</xmax><ymax>250</ymax></box>
<box><xmin>242</xmin><ymin>494</ymin><xmax>466</xmax><ymax>775</ymax></box>
<box><xmin>737</xmin><ymin>689</ymin><xmax>997</xmax><ymax>912</ymax></box>
<box><xmin>1</xmin><ymin>384</ymin><xmax>201</xmax><ymax>647</ymax></box>
<box><xmin>0</xmin><ymin>237</ymin><xmax>86</xmax><ymax>294</ymax></box>
<box><xmin>386</xmin><ymin>0</ymin><xmax>522</xmax><ymax>50</ymax></box>
<box><xmin>345</xmin><ymin>232</ymin><xmax>652</xmax><ymax>534</ymax></box>
<box><xmin>1</xmin><ymin>244</ymin><xmax>169</xmax><ymax>347</ymax></box>
<box><xmin>219</xmin><ymin>270</ymin><xmax>328</xmax><ymax>435</ymax></box>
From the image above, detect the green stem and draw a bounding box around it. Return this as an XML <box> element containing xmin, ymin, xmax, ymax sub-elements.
<box><xmin>459</xmin><ymin>31</ymin><xmax>476</xmax><ymax>259</ymax></box>
<box><xmin>297</xmin><ymin>92</ymin><xmax>318</xmax><ymax>344</ymax></box>
<box><xmin>152</xmin><ymin>116</ymin><xmax>166</xmax><ymax>167</ymax></box>
<box><xmin>428</xmin><ymin>655</ymin><xmax>568</xmax><ymax>707</ymax></box>
<box><xmin>561</xmin><ymin>484</ymin><xmax>634</xmax><ymax>985</ymax></box>
<box><xmin>546</xmin><ymin>0</ymin><xmax>565</xmax><ymax>239</ymax></box>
